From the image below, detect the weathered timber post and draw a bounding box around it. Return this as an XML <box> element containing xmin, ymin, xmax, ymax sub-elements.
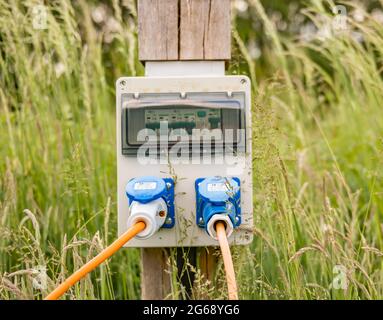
<box><xmin>137</xmin><ymin>0</ymin><xmax>231</xmax><ymax>300</ymax></box>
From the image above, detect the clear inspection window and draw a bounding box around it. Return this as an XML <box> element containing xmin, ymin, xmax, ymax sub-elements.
<box><xmin>121</xmin><ymin>92</ymin><xmax>246</xmax><ymax>156</ymax></box>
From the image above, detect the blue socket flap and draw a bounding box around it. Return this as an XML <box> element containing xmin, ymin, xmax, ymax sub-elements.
<box><xmin>197</xmin><ymin>176</ymin><xmax>240</xmax><ymax>205</ymax></box>
<box><xmin>125</xmin><ymin>176</ymin><xmax>166</xmax><ymax>204</ymax></box>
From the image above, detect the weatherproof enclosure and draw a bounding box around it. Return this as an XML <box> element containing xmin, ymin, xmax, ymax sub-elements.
<box><xmin>116</xmin><ymin>76</ymin><xmax>253</xmax><ymax>247</ymax></box>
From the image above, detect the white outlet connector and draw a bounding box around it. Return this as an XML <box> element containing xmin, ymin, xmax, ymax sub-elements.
<box><xmin>206</xmin><ymin>214</ymin><xmax>234</xmax><ymax>240</ymax></box>
<box><xmin>127</xmin><ymin>198</ymin><xmax>167</xmax><ymax>239</ymax></box>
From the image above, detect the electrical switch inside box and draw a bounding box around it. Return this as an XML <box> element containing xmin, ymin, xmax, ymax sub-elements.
<box><xmin>144</xmin><ymin>108</ymin><xmax>222</xmax><ymax>133</ymax></box>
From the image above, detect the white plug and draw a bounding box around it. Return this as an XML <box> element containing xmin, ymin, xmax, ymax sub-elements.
<box><xmin>206</xmin><ymin>214</ymin><xmax>234</xmax><ymax>240</ymax></box>
<box><xmin>127</xmin><ymin>198</ymin><xmax>167</xmax><ymax>239</ymax></box>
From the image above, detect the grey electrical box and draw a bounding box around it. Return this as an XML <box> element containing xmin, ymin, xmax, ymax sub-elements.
<box><xmin>117</xmin><ymin>76</ymin><xmax>253</xmax><ymax>247</ymax></box>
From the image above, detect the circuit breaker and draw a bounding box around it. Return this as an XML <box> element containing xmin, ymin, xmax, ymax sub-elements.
<box><xmin>116</xmin><ymin>76</ymin><xmax>253</xmax><ymax>247</ymax></box>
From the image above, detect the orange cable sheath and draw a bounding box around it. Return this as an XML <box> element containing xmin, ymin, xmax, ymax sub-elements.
<box><xmin>44</xmin><ymin>221</ymin><xmax>146</xmax><ymax>300</ymax></box>
<box><xmin>216</xmin><ymin>221</ymin><xmax>238</xmax><ymax>300</ymax></box>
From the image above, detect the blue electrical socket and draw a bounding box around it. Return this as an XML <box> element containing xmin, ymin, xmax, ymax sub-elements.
<box><xmin>195</xmin><ymin>177</ymin><xmax>241</xmax><ymax>231</ymax></box>
<box><xmin>125</xmin><ymin>176</ymin><xmax>175</xmax><ymax>228</ymax></box>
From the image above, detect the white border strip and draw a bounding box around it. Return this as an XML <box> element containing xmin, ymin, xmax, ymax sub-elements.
<box><xmin>145</xmin><ymin>61</ymin><xmax>225</xmax><ymax>77</ymax></box>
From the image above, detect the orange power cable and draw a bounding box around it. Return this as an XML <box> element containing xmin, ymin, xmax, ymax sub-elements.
<box><xmin>45</xmin><ymin>221</ymin><xmax>146</xmax><ymax>300</ymax></box>
<box><xmin>216</xmin><ymin>221</ymin><xmax>238</xmax><ymax>300</ymax></box>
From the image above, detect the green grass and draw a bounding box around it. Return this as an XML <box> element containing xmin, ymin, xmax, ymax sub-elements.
<box><xmin>1</xmin><ymin>0</ymin><xmax>383</xmax><ymax>300</ymax></box>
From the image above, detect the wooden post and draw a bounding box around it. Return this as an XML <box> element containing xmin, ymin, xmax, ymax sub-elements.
<box><xmin>138</xmin><ymin>0</ymin><xmax>231</xmax><ymax>61</ymax></box>
<box><xmin>138</xmin><ymin>0</ymin><xmax>179</xmax><ymax>61</ymax></box>
<box><xmin>137</xmin><ymin>0</ymin><xmax>231</xmax><ymax>300</ymax></box>
<box><xmin>140</xmin><ymin>248</ymin><xmax>171</xmax><ymax>299</ymax></box>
